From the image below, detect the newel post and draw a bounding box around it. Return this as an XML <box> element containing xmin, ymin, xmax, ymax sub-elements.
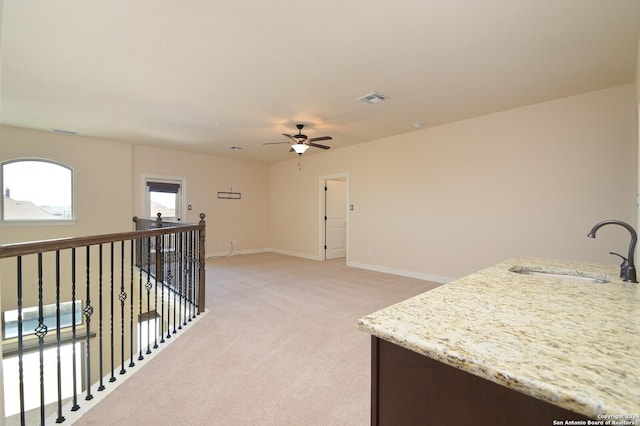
<box><xmin>198</xmin><ymin>213</ymin><xmax>206</xmax><ymax>313</ymax></box>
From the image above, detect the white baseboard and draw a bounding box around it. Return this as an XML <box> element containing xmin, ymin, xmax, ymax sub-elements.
<box><xmin>205</xmin><ymin>248</ymin><xmax>270</xmax><ymax>259</ymax></box>
<box><xmin>347</xmin><ymin>261</ymin><xmax>454</xmax><ymax>284</ymax></box>
<box><xmin>205</xmin><ymin>249</ymin><xmax>454</xmax><ymax>283</ymax></box>
<box><xmin>268</xmin><ymin>248</ymin><xmax>322</xmax><ymax>261</ymax></box>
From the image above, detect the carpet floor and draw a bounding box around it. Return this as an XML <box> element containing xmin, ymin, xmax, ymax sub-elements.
<box><xmin>74</xmin><ymin>252</ymin><xmax>439</xmax><ymax>425</ymax></box>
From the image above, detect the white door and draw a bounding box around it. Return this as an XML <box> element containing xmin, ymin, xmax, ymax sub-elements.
<box><xmin>325</xmin><ymin>179</ymin><xmax>347</xmax><ymax>260</ymax></box>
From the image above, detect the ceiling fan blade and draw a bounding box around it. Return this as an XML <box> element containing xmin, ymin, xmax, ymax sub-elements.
<box><xmin>263</xmin><ymin>141</ymin><xmax>291</xmax><ymax>145</ymax></box>
<box><xmin>308</xmin><ymin>136</ymin><xmax>332</xmax><ymax>142</ymax></box>
<box><xmin>282</xmin><ymin>133</ymin><xmax>297</xmax><ymax>142</ymax></box>
<box><xmin>289</xmin><ymin>147</ymin><xmax>295</xmax><ymax>153</ymax></box>
<box><xmin>309</xmin><ymin>143</ymin><xmax>331</xmax><ymax>150</ymax></box>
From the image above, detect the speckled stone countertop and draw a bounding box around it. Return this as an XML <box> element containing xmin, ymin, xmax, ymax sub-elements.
<box><xmin>357</xmin><ymin>257</ymin><xmax>640</xmax><ymax>419</ymax></box>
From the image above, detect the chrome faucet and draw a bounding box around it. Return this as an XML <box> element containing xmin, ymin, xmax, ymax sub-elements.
<box><xmin>587</xmin><ymin>220</ymin><xmax>638</xmax><ymax>283</ymax></box>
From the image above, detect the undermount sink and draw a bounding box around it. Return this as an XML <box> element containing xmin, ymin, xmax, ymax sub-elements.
<box><xmin>509</xmin><ymin>266</ymin><xmax>610</xmax><ymax>284</ymax></box>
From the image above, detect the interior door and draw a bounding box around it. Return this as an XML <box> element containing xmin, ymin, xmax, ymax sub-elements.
<box><xmin>325</xmin><ymin>179</ymin><xmax>347</xmax><ymax>260</ymax></box>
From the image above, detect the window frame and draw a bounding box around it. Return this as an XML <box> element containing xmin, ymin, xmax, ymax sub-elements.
<box><xmin>1</xmin><ymin>158</ymin><xmax>75</xmax><ymax>224</ymax></box>
<box><xmin>143</xmin><ymin>175</ymin><xmax>185</xmax><ymax>222</ymax></box>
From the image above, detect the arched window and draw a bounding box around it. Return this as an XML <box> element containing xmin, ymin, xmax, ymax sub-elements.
<box><xmin>1</xmin><ymin>159</ymin><xmax>73</xmax><ymax>221</ymax></box>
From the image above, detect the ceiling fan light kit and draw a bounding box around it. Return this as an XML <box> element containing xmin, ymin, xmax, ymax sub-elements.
<box><xmin>292</xmin><ymin>143</ymin><xmax>309</xmax><ymax>155</ymax></box>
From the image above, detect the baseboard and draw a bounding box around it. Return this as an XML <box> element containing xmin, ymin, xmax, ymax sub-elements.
<box><xmin>206</xmin><ymin>248</ymin><xmax>318</xmax><ymax>260</ymax></box>
<box><xmin>269</xmin><ymin>248</ymin><xmax>322</xmax><ymax>261</ymax></box>
<box><xmin>205</xmin><ymin>249</ymin><xmax>454</xmax><ymax>283</ymax></box>
<box><xmin>205</xmin><ymin>248</ymin><xmax>270</xmax><ymax>259</ymax></box>
<box><xmin>347</xmin><ymin>261</ymin><xmax>454</xmax><ymax>284</ymax></box>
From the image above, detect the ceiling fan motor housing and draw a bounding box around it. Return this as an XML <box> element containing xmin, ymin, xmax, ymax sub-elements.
<box><xmin>295</xmin><ymin>124</ymin><xmax>307</xmax><ymax>140</ymax></box>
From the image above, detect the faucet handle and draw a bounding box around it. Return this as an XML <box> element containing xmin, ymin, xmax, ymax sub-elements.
<box><xmin>609</xmin><ymin>252</ymin><xmax>629</xmax><ymax>279</ymax></box>
<box><xmin>609</xmin><ymin>251</ymin><xmax>628</xmax><ymax>263</ymax></box>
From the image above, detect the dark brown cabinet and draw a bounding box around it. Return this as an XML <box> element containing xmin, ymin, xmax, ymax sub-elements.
<box><xmin>370</xmin><ymin>337</ymin><xmax>589</xmax><ymax>426</ymax></box>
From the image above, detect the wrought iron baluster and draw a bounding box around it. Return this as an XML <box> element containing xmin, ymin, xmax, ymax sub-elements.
<box><xmin>16</xmin><ymin>256</ymin><xmax>25</xmax><ymax>426</ymax></box>
<box><xmin>146</xmin><ymin>236</ymin><xmax>154</xmax><ymax>354</ymax></box>
<box><xmin>138</xmin><ymin>237</ymin><xmax>145</xmax><ymax>361</ymax></box>
<box><xmin>187</xmin><ymin>230</ymin><xmax>194</xmax><ymax>321</ymax></box>
<box><xmin>36</xmin><ymin>253</ymin><xmax>48</xmax><ymax>424</ymax></box>
<box><xmin>194</xmin><ymin>229</ymin><xmax>199</xmax><ymax>317</ymax></box>
<box><xmin>154</xmin><ymin>234</ymin><xmax>160</xmax><ymax>348</ymax></box>
<box><xmin>160</xmin><ymin>234</ymin><xmax>166</xmax><ymax>344</ymax></box>
<box><xmin>109</xmin><ymin>242</ymin><xmax>116</xmax><ymax>383</ymax></box>
<box><xmin>98</xmin><ymin>244</ymin><xmax>105</xmax><ymax>391</ymax></box>
<box><xmin>119</xmin><ymin>240</ymin><xmax>127</xmax><ymax>375</ymax></box>
<box><xmin>168</xmin><ymin>233</ymin><xmax>174</xmax><ymax>338</ymax></box>
<box><xmin>71</xmin><ymin>248</ymin><xmax>80</xmax><ymax>411</ymax></box>
<box><xmin>129</xmin><ymin>239</ymin><xmax>136</xmax><ymax>368</ymax></box>
<box><xmin>193</xmin><ymin>229</ymin><xmax>199</xmax><ymax>318</ymax></box>
<box><xmin>184</xmin><ymin>231</ymin><xmax>190</xmax><ymax>321</ymax></box>
<box><xmin>178</xmin><ymin>231</ymin><xmax>184</xmax><ymax>328</ymax></box>
<box><xmin>55</xmin><ymin>250</ymin><xmax>65</xmax><ymax>423</ymax></box>
<box><xmin>84</xmin><ymin>245</ymin><xmax>94</xmax><ymax>401</ymax></box>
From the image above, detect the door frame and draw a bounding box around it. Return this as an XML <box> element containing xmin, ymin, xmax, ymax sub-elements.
<box><xmin>142</xmin><ymin>174</ymin><xmax>187</xmax><ymax>222</ymax></box>
<box><xmin>318</xmin><ymin>173</ymin><xmax>349</xmax><ymax>262</ymax></box>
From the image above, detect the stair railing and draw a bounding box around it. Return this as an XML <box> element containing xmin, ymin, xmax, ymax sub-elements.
<box><xmin>0</xmin><ymin>213</ymin><xmax>205</xmax><ymax>425</ymax></box>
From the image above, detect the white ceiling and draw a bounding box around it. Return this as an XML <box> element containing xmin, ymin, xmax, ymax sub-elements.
<box><xmin>1</xmin><ymin>1</ymin><xmax>639</xmax><ymax>163</ymax></box>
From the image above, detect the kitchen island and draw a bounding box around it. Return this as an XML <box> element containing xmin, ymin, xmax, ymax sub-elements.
<box><xmin>358</xmin><ymin>258</ymin><xmax>640</xmax><ymax>425</ymax></box>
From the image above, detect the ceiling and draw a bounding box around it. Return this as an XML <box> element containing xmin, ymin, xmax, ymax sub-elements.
<box><xmin>1</xmin><ymin>1</ymin><xmax>639</xmax><ymax>163</ymax></box>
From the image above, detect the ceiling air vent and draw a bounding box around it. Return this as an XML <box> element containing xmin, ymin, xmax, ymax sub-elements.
<box><xmin>52</xmin><ymin>129</ymin><xmax>78</xmax><ymax>135</ymax></box>
<box><xmin>357</xmin><ymin>92</ymin><xmax>389</xmax><ymax>104</ymax></box>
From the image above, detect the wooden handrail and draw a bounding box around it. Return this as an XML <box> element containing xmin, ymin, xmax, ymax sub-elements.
<box><xmin>0</xmin><ymin>213</ymin><xmax>206</xmax><ymax>259</ymax></box>
<box><xmin>0</xmin><ymin>224</ymin><xmax>200</xmax><ymax>259</ymax></box>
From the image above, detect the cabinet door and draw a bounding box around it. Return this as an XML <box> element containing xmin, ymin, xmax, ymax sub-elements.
<box><xmin>371</xmin><ymin>337</ymin><xmax>588</xmax><ymax>426</ymax></box>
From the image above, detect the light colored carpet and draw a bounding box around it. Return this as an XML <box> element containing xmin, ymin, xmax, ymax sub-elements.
<box><xmin>74</xmin><ymin>252</ymin><xmax>440</xmax><ymax>425</ymax></box>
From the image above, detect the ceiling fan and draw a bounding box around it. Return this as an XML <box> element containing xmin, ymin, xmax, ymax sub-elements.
<box><xmin>264</xmin><ymin>124</ymin><xmax>332</xmax><ymax>155</ymax></box>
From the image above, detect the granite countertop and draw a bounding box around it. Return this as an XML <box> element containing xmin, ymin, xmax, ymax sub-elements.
<box><xmin>357</xmin><ymin>257</ymin><xmax>640</xmax><ymax>419</ymax></box>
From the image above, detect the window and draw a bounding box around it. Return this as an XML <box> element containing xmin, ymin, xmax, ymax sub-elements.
<box><xmin>146</xmin><ymin>179</ymin><xmax>182</xmax><ymax>221</ymax></box>
<box><xmin>3</xmin><ymin>300</ymin><xmax>83</xmax><ymax>340</ymax></box>
<box><xmin>1</xmin><ymin>159</ymin><xmax>73</xmax><ymax>221</ymax></box>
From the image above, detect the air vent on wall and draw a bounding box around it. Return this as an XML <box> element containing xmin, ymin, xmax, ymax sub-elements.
<box><xmin>357</xmin><ymin>92</ymin><xmax>389</xmax><ymax>104</ymax></box>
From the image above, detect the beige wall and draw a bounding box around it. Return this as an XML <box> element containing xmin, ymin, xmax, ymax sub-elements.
<box><xmin>637</xmin><ymin>32</ymin><xmax>640</xmax><ymax>101</ymax></box>
<box><xmin>270</xmin><ymin>85</ymin><xmax>638</xmax><ymax>280</ymax></box>
<box><xmin>132</xmin><ymin>144</ymin><xmax>270</xmax><ymax>256</ymax></box>
<box><xmin>0</xmin><ymin>126</ymin><xmax>133</xmax><ymax>244</ymax></box>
